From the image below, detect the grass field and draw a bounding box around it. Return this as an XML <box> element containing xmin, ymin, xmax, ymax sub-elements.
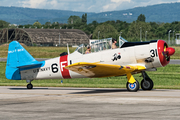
<box><xmin>172</xmin><ymin>46</ymin><xmax>180</xmax><ymax>59</ymax></box>
<box><xmin>0</xmin><ymin>45</ymin><xmax>180</xmax><ymax>59</ymax></box>
<box><xmin>0</xmin><ymin>45</ymin><xmax>76</xmax><ymax>58</ymax></box>
<box><xmin>1</xmin><ymin>62</ymin><xmax>180</xmax><ymax>89</ymax></box>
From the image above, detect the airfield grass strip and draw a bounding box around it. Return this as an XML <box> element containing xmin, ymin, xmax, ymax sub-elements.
<box><xmin>1</xmin><ymin>62</ymin><xmax>180</xmax><ymax>89</ymax></box>
<box><xmin>0</xmin><ymin>45</ymin><xmax>180</xmax><ymax>59</ymax></box>
<box><xmin>0</xmin><ymin>46</ymin><xmax>76</xmax><ymax>58</ymax></box>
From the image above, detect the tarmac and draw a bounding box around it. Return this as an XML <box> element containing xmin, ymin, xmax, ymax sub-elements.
<box><xmin>0</xmin><ymin>86</ymin><xmax>180</xmax><ymax>120</ymax></box>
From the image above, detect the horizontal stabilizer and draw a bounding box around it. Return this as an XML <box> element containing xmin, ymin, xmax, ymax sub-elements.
<box><xmin>17</xmin><ymin>61</ymin><xmax>44</xmax><ymax>70</ymax></box>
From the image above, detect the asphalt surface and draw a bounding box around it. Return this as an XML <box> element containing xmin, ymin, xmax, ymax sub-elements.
<box><xmin>1</xmin><ymin>58</ymin><xmax>180</xmax><ymax>119</ymax></box>
<box><xmin>169</xmin><ymin>59</ymin><xmax>180</xmax><ymax>64</ymax></box>
<box><xmin>0</xmin><ymin>58</ymin><xmax>180</xmax><ymax>64</ymax></box>
<box><xmin>0</xmin><ymin>86</ymin><xmax>180</xmax><ymax>120</ymax></box>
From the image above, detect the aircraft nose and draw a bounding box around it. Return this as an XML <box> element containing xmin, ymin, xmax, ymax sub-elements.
<box><xmin>166</xmin><ymin>47</ymin><xmax>175</xmax><ymax>56</ymax></box>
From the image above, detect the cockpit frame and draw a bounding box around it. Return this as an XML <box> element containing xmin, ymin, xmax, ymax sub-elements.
<box><xmin>75</xmin><ymin>36</ymin><xmax>128</xmax><ymax>54</ymax></box>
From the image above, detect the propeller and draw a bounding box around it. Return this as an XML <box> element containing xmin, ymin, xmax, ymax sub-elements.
<box><xmin>158</xmin><ymin>40</ymin><xmax>175</xmax><ymax>66</ymax></box>
<box><xmin>162</xmin><ymin>44</ymin><xmax>175</xmax><ymax>61</ymax></box>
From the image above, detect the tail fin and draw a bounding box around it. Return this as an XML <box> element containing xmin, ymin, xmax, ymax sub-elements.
<box><xmin>5</xmin><ymin>41</ymin><xmax>43</xmax><ymax>80</ymax></box>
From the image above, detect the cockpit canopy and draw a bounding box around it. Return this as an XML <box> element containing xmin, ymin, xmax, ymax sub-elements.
<box><xmin>75</xmin><ymin>36</ymin><xmax>128</xmax><ymax>54</ymax></box>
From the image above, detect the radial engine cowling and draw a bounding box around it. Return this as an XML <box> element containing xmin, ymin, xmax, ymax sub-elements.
<box><xmin>157</xmin><ymin>40</ymin><xmax>175</xmax><ymax>67</ymax></box>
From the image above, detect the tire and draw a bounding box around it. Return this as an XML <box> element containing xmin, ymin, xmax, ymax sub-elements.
<box><xmin>141</xmin><ymin>79</ymin><xmax>154</xmax><ymax>90</ymax></box>
<box><xmin>27</xmin><ymin>84</ymin><xmax>33</xmax><ymax>89</ymax></box>
<box><xmin>126</xmin><ymin>80</ymin><xmax>139</xmax><ymax>92</ymax></box>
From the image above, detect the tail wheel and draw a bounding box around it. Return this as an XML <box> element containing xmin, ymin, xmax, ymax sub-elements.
<box><xmin>27</xmin><ymin>83</ymin><xmax>33</xmax><ymax>89</ymax></box>
<box><xmin>141</xmin><ymin>79</ymin><xmax>154</xmax><ymax>90</ymax></box>
<box><xmin>126</xmin><ymin>80</ymin><xmax>139</xmax><ymax>92</ymax></box>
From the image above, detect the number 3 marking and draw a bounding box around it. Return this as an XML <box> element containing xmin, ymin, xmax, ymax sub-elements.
<box><xmin>150</xmin><ymin>49</ymin><xmax>158</xmax><ymax>57</ymax></box>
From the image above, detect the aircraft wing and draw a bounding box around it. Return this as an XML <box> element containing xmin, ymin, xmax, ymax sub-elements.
<box><xmin>65</xmin><ymin>62</ymin><xmax>146</xmax><ymax>78</ymax></box>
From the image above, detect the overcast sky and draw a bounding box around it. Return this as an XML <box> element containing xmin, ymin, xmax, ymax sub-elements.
<box><xmin>1</xmin><ymin>0</ymin><xmax>180</xmax><ymax>13</ymax></box>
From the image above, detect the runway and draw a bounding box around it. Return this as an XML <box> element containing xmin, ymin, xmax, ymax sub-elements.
<box><xmin>0</xmin><ymin>86</ymin><xmax>180</xmax><ymax>120</ymax></box>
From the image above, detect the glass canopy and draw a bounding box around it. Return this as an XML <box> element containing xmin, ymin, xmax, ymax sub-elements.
<box><xmin>75</xmin><ymin>36</ymin><xmax>128</xmax><ymax>54</ymax></box>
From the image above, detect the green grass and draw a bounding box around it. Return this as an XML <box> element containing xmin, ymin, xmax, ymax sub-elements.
<box><xmin>1</xmin><ymin>62</ymin><xmax>180</xmax><ymax>89</ymax></box>
<box><xmin>0</xmin><ymin>45</ymin><xmax>76</xmax><ymax>58</ymax></box>
<box><xmin>171</xmin><ymin>46</ymin><xmax>180</xmax><ymax>59</ymax></box>
<box><xmin>0</xmin><ymin>45</ymin><xmax>180</xmax><ymax>59</ymax></box>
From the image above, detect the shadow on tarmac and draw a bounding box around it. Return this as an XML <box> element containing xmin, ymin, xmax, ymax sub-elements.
<box><xmin>9</xmin><ymin>87</ymin><xmax>128</xmax><ymax>94</ymax></box>
<box><xmin>9</xmin><ymin>88</ymin><xmax>49</xmax><ymax>90</ymax></box>
<box><xmin>69</xmin><ymin>89</ymin><xmax>128</xmax><ymax>94</ymax></box>
<box><xmin>8</xmin><ymin>87</ymin><xmax>167</xmax><ymax>94</ymax></box>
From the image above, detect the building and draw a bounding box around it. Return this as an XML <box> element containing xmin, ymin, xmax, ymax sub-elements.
<box><xmin>0</xmin><ymin>28</ymin><xmax>89</xmax><ymax>46</ymax></box>
<box><xmin>175</xmin><ymin>33</ymin><xmax>180</xmax><ymax>45</ymax></box>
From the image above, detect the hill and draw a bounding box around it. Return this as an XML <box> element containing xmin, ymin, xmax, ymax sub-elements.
<box><xmin>0</xmin><ymin>6</ymin><xmax>94</xmax><ymax>25</ymax></box>
<box><xmin>91</xmin><ymin>2</ymin><xmax>180</xmax><ymax>23</ymax></box>
<box><xmin>0</xmin><ymin>2</ymin><xmax>180</xmax><ymax>24</ymax></box>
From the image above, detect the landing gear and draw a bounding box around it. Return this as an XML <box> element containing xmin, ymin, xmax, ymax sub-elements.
<box><xmin>141</xmin><ymin>71</ymin><xmax>154</xmax><ymax>90</ymax></box>
<box><xmin>126</xmin><ymin>73</ymin><xmax>139</xmax><ymax>92</ymax></box>
<box><xmin>141</xmin><ymin>79</ymin><xmax>153</xmax><ymax>90</ymax></box>
<box><xmin>26</xmin><ymin>80</ymin><xmax>33</xmax><ymax>89</ymax></box>
<box><xmin>27</xmin><ymin>83</ymin><xmax>33</xmax><ymax>89</ymax></box>
<box><xmin>126</xmin><ymin>80</ymin><xmax>139</xmax><ymax>92</ymax></box>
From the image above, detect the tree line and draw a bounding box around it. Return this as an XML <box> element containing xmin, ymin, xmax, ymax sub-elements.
<box><xmin>1</xmin><ymin>13</ymin><xmax>180</xmax><ymax>42</ymax></box>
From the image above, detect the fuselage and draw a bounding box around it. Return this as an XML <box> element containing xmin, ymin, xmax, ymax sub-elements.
<box><xmin>20</xmin><ymin>40</ymin><xmax>167</xmax><ymax>80</ymax></box>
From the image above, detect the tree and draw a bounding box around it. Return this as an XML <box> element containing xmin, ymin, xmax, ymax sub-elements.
<box><xmin>174</xmin><ymin>22</ymin><xmax>180</xmax><ymax>32</ymax></box>
<box><xmin>137</xmin><ymin>14</ymin><xmax>146</xmax><ymax>22</ymax></box>
<box><xmin>82</xmin><ymin>13</ymin><xmax>87</xmax><ymax>24</ymax></box>
<box><xmin>92</xmin><ymin>21</ymin><xmax>98</xmax><ymax>26</ymax></box>
<box><xmin>93</xmin><ymin>24</ymin><xmax>118</xmax><ymax>39</ymax></box>
<box><xmin>33</xmin><ymin>21</ymin><xmax>41</xmax><ymax>28</ymax></box>
<box><xmin>68</xmin><ymin>16</ymin><xmax>81</xmax><ymax>24</ymax></box>
<box><xmin>127</xmin><ymin>21</ymin><xmax>152</xmax><ymax>41</ymax></box>
<box><xmin>45</xmin><ymin>22</ymin><xmax>51</xmax><ymax>26</ymax></box>
<box><xmin>24</xmin><ymin>24</ymin><xmax>32</xmax><ymax>28</ymax></box>
<box><xmin>0</xmin><ymin>20</ymin><xmax>9</xmax><ymax>28</ymax></box>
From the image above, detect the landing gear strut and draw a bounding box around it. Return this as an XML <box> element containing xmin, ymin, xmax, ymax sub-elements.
<box><xmin>126</xmin><ymin>73</ymin><xmax>139</xmax><ymax>92</ymax></box>
<box><xmin>26</xmin><ymin>80</ymin><xmax>33</xmax><ymax>89</ymax></box>
<box><xmin>126</xmin><ymin>80</ymin><xmax>139</xmax><ymax>92</ymax></box>
<box><xmin>141</xmin><ymin>71</ymin><xmax>154</xmax><ymax>90</ymax></box>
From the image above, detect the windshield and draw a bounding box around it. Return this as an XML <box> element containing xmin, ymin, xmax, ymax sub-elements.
<box><xmin>90</xmin><ymin>38</ymin><xmax>112</xmax><ymax>52</ymax></box>
<box><xmin>119</xmin><ymin>36</ymin><xmax>128</xmax><ymax>48</ymax></box>
<box><xmin>75</xmin><ymin>44</ymin><xmax>85</xmax><ymax>54</ymax></box>
<box><xmin>75</xmin><ymin>37</ymin><xmax>128</xmax><ymax>54</ymax></box>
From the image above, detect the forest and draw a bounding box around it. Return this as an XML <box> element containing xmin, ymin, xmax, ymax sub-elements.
<box><xmin>1</xmin><ymin>13</ymin><xmax>180</xmax><ymax>42</ymax></box>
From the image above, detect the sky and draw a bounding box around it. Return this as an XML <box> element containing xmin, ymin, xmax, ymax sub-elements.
<box><xmin>0</xmin><ymin>0</ymin><xmax>180</xmax><ymax>13</ymax></box>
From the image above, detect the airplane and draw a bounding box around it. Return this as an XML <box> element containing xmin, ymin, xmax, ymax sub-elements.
<box><xmin>5</xmin><ymin>37</ymin><xmax>175</xmax><ymax>92</ymax></box>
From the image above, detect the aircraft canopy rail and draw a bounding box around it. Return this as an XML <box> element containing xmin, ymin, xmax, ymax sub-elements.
<box><xmin>75</xmin><ymin>37</ymin><xmax>128</xmax><ymax>54</ymax></box>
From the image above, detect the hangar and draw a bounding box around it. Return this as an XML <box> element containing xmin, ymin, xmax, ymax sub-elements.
<box><xmin>0</xmin><ymin>28</ymin><xmax>89</xmax><ymax>46</ymax></box>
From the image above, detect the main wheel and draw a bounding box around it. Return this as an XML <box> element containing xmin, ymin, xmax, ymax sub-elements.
<box><xmin>141</xmin><ymin>79</ymin><xmax>154</xmax><ymax>90</ymax></box>
<box><xmin>126</xmin><ymin>80</ymin><xmax>139</xmax><ymax>92</ymax></box>
<box><xmin>27</xmin><ymin>83</ymin><xmax>33</xmax><ymax>89</ymax></box>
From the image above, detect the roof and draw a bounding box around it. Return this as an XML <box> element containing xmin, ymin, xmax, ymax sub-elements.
<box><xmin>22</xmin><ymin>29</ymin><xmax>89</xmax><ymax>46</ymax></box>
<box><xmin>0</xmin><ymin>28</ymin><xmax>89</xmax><ymax>46</ymax></box>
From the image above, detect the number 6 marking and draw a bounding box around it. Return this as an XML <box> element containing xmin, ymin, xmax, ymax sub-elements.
<box><xmin>51</xmin><ymin>63</ymin><xmax>58</xmax><ymax>73</ymax></box>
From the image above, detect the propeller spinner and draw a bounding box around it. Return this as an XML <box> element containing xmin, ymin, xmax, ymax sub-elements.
<box><xmin>158</xmin><ymin>40</ymin><xmax>175</xmax><ymax>66</ymax></box>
